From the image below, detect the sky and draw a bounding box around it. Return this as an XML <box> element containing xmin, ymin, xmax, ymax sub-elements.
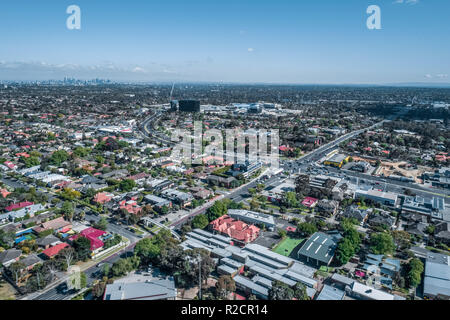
<box><xmin>0</xmin><ymin>0</ymin><xmax>449</xmax><ymax>84</ymax></box>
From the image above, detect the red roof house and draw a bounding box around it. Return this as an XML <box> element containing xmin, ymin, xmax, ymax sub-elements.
<box><xmin>6</xmin><ymin>201</ymin><xmax>34</xmax><ymax>212</ymax></box>
<box><xmin>0</xmin><ymin>189</ymin><xmax>11</xmax><ymax>198</ymax></box>
<box><xmin>93</xmin><ymin>192</ymin><xmax>114</xmax><ymax>204</ymax></box>
<box><xmin>77</xmin><ymin>227</ymin><xmax>107</xmax><ymax>251</ymax></box>
<box><xmin>42</xmin><ymin>243</ymin><xmax>69</xmax><ymax>258</ymax></box>
<box><xmin>302</xmin><ymin>197</ymin><xmax>319</xmax><ymax>208</ymax></box>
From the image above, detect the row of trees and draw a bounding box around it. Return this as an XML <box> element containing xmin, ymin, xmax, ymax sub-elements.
<box><xmin>335</xmin><ymin>219</ymin><xmax>362</xmax><ymax>265</ymax></box>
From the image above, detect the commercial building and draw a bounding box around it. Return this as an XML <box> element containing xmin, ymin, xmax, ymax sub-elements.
<box><xmin>227</xmin><ymin>209</ymin><xmax>275</xmax><ymax>231</ymax></box>
<box><xmin>297</xmin><ymin>232</ymin><xmax>340</xmax><ymax>267</ymax></box>
<box><xmin>160</xmin><ymin>189</ymin><xmax>193</xmax><ymax>208</ymax></box>
<box><xmin>315</xmin><ymin>285</ymin><xmax>345</xmax><ymax>300</ymax></box>
<box><xmin>104</xmin><ymin>278</ymin><xmax>177</xmax><ymax>300</ymax></box>
<box><xmin>423</xmin><ymin>252</ymin><xmax>450</xmax><ymax>299</ymax></box>
<box><xmin>402</xmin><ymin>196</ymin><xmax>449</xmax><ymax>221</ymax></box>
<box><xmin>324</xmin><ymin>154</ymin><xmax>350</xmax><ymax>168</ymax></box>
<box><xmin>144</xmin><ymin>194</ymin><xmax>172</xmax><ymax>210</ymax></box>
<box><xmin>354</xmin><ymin>189</ymin><xmax>398</xmax><ymax>207</ymax></box>
<box><xmin>178</xmin><ymin>100</ymin><xmax>201</xmax><ymax>113</ymax></box>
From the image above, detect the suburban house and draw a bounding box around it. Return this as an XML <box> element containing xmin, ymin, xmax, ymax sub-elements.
<box><xmin>33</xmin><ymin>217</ymin><xmax>72</xmax><ymax>234</ymax></box>
<box><xmin>36</xmin><ymin>234</ymin><xmax>61</xmax><ymax>249</ymax></box>
<box><xmin>341</xmin><ymin>206</ymin><xmax>370</xmax><ymax>224</ymax></box>
<box><xmin>316</xmin><ymin>199</ymin><xmax>339</xmax><ymax>217</ymax></box>
<box><xmin>301</xmin><ymin>197</ymin><xmax>319</xmax><ymax>208</ymax></box>
<box><xmin>144</xmin><ymin>194</ymin><xmax>172</xmax><ymax>210</ymax></box>
<box><xmin>160</xmin><ymin>189</ymin><xmax>193</xmax><ymax>208</ymax></box>
<box><xmin>42</xmin><ymin>243</ymin><xmax>69</xmax><ymax>259</ymax></box>
<box><xmin>207</xmin><ymin>175</ymin><xmax>238</xmax><ymax>189</ymax></box>
<box><xmin>69</xmin><ymin>227</ymin><xmax>108</xmax><ymax>254</ymax></box>
<box><xmin>367</xmin><ymin>210</ymin><xmax>396</xmax><ymax>230</ymax></box>
<box><xmin>93</xmin><ymin>192</ymin><xmax>114</xmax><ymax>205</ymax></box>
<box><xmin>434</xmin><ymin>222</ymin><xmax>450</xmax><ymax>245</ymax></box>
<box><xmin>0</xmin><ymin>249</ymin><xmax>22</xmax><ymax>267</ymax></box>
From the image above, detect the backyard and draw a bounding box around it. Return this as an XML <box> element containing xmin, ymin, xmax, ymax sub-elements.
<box><xmin>0</xmin><ymin>281</ymin><xmax>16</xmax><ymax>300</ymax></box>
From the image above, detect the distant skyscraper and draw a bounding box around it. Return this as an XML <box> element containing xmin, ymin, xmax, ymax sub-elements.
<box><xmin>178</xmin><ymin>100</ymin><xmax>200</xmax><ymax>112</ymax></box>
<box><xmin>170</xmin><ymin>100</ymin><xmax>179</xmax><ymax>111</ymax></box>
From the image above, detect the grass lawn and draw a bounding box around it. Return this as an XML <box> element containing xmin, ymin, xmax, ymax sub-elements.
<box><xmin>273</xmin><ymin>237</ymin><xmax>305</xmax><ymax>257</ymax></box>
<box><xmin>0</xmin><ymin>281</ymin><xmax>16</xmax><ymax>300</ymax></box>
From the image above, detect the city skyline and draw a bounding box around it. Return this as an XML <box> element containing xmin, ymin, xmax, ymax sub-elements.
<box><xmin>0</xmin><ymin>0</ymin><xmax>449</xmax><ymax>84</ymax></box>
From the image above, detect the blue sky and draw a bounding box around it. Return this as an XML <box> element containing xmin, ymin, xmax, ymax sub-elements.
<box><xmin>0</xmin><ymin>0</ymin><xmax>449</xmax><ymax>83</ymax></box>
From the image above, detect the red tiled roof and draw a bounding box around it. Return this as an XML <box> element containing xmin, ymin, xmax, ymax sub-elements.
<box><xmin>0</xmin><ymin>189</ymin><xmax>11</xmax><ymax>198</ymax></box>
<box><xmin>302</xmin><ymin>197</ymin><xmax>318</xmax><ymax>208</ymax></box>
<box><xmin>210</xmin><ymin>215</ymin><xmax>260</xmax><ymax>243</ymax></box>
<box><xmin>42</xmin><ymin>243</ymin><xmax>69</xmax><ymax>258</ymax></box>
<box><xmin>80</xmin><ymin>227</ymin><xmax>106</xmax><ymax>250</ymax></box>
<box><xmin>6</xmin><ymin>201</ymin><xmax>34</xmax><ymax>212</ymax></box>
<box><xmin>93</xmin><ymin>192</ymin><xmax>113</xmax><ymax>204</ymax></box>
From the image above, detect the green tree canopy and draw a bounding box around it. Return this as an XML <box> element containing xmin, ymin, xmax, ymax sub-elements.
<box><xmin>369</xmin><ymin>232</ymin><xmax>395</xmax><ymax>255</ymax></box>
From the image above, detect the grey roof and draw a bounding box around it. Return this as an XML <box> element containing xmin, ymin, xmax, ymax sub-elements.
<box><xmin>217</xmin><ymin>265</ymin><xmax>237</xmax><ymax>275</ymax></box>
<box><xmin>20</xmin><ymin>254</ymin><xmax>42</xmax><ymax>267</ymax></box>
<box><xmin>316</xmin><ymin>285</ymin><xmax>345</xmax><ymax>300</ymax></box>
<box><xmin>297</xmin><ymin>232</ymin><xmax>338</xmax><ymax>264</ymax></box>
<box><xmin>36</xmin><ymin>234</ymin><xmax>60</xmax><ymax>247</ymax></box>
<box><xmin>104</xmin><ymin>278</ymin><xmax>176</xmax><ymax>300</ymax></box>
<box><xmin>330</xmin><ymin>273</ymin><xmax>355</xmax><ymax>286</ymax></box>
<box><xmin>0</xmin><ymin>249</ymin><xmax>22</xmax><ymax>264</ymax></box>
<box><xmin>233</xmin><ymin>275</ymin><xmax>269</xmax><ymax>297</ymax></box>
<box><xmin>423</xmin><ymin>252</ymin><xmax>450</xmax><ymax>297</ymax></box>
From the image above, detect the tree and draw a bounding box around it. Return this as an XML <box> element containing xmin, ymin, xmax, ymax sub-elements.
<box><xmin>50</xmin><ymin>150</ymin><xmax>69</xmax><ymax>166</ymax></box>
<box><xmin>111</xmin><ymin>258</ymin><xmax>132</xmax><ymax>277</ymax></box>
<box><xmin>297</xmin><ymin>222</ymin><xmax>317</xmax><ymax>236</ymax></box>
<box><xmin>92</xmin><ymin>281</ymin><xmax>107</xmax><ymax>299</ymax></box>
<box><xmin>9</xmin><ymin>262</ymin><xmax>25</xmax><ymax>282</ymax></box>
<box><xmin>283</xmin><ymin>192</ymin><xmax>298</xmax><ymax>208</ymax></box>
<box><xmin>59</xmin><ymin>247</ymin><xmax>75</xmax><ymax>268</ymax></box>
<box><xmin>407</xmin><ymin>258</ymin><xmax>424</xmax><ymax>288</ymax></box>
<box><xmin>278</xmin><ymin>229</ymin><xmax>287</xmax><ymax>239</ymax></box>
<box><xmin>207</xmin><ymin>200</ymin><xmax>228</xmax><ymax>222</ymax></box>
<box><xmin>268</xmin><ymin>281</ymin><xmax>295</xmax><ymax>300</ymax></box>
<box><xmin>134</xmin><ymin>238</ymin><xmax>161</xmax><ymax>264</ymax></box>
<box><xmin>94</xmin><ymin>217</ymin><xmax>108</xmax><ymax>231</ymax></box>
<box><xmin>370</xmin><ymin>232</ymin><xmax>395</xmax><ymax>255</ymax></box>
<box><xmin>215</xmin><ymin>275</ymin><xmax>236</xmax><ymax>299</ymax></box>
<box><xmin>119</xmin><ymin>179</ymin><xmax>136</xmax><ymax>192</ymax></box>
<box><xmin>293</xmin><ymin>282</ymin><xmax>310</xmax><ymax>300</ymax></box>
<box><xmin>192</xmin><ymin>214</ymin><xmax>209</xmax><ymax>230</ymax></box>
<box><xmin>73</xmin><ymin>237</ymin><xmax>91</xmax><ymax>261</ymax></box>
<box><xmin>61</xmin><ymin>201</ymin><xmax>74</xmax><ymax>222</ymax></box>
<box><xmin>335</xmin><ymin>238</ymin><xmax>355</xmax><ymax>265</ymax></box>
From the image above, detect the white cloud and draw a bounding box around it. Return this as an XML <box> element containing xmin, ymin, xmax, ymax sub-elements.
<box><xmin>247</xmin><ymin>48</ymin><xmax>254</xmax><ymax>52</ymax></box>
<box><xmin>424</xmin><ymin>74</ymin><xmax>433</xmax><ymax>78</ymax></box>
<box><xmin>436</xmin><ymin>74</ymin><xmax>448</xmax><ymax>79</ymax></box>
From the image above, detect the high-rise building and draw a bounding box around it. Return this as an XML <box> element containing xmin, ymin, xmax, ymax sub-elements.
<box><xmin>178</xmin><ymin>100</ymin><xmax>201</xmax><ymax>112</ymax></box>
<box><xmin>170</xmin><ymin>100</ymin><xmax>179</xmax><ymax>111</ymax></box>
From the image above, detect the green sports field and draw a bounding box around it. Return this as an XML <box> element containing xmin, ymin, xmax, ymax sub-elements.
<box><xmin>272</xmin><ymin>237</ymin><xmax>305</xmax><ymax>257</ymax></box>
